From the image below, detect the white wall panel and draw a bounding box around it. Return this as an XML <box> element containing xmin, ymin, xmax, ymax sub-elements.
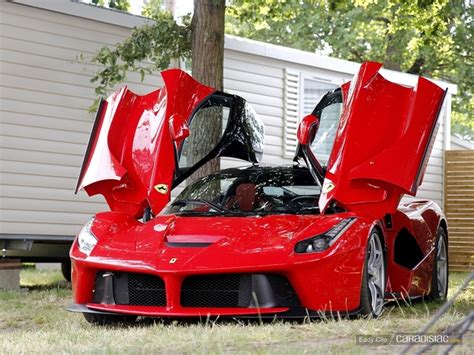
<box><xmin>0</xmin><ymin>1</ymin><xmax>158</xmax><ymax>234</ymax></box>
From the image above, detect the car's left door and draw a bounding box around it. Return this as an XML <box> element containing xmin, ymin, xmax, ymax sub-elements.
<box><xmin>76</xmin><ymin>69</ymin><xmax>264</xmax><ymax>218</ymax></box>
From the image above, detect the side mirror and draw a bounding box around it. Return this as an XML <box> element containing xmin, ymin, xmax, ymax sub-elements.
<box><xmin>169</xmin><ymin>113</ymin><xmax>190</xmax><ymax>142</ymax></box>
<box><xmin>297</xmin><ymin>114</ymin><xmax>320</xmax><ymax>145</ymax></box>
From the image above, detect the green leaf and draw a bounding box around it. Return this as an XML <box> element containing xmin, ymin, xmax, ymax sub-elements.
<box><xmin>84</xmin><ymin>6</ymin><xmax>191</xmax><ymax>110</ymax></box>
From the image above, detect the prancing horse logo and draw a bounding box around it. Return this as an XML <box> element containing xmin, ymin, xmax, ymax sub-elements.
<box><xmin>154</xmin><ymin>184</ymin><xmax>168</xmax><ymax>194</ymax></box>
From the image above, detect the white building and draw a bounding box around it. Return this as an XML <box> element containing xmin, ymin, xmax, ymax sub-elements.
<box><xmin>450</xmin><ymin>135</ymin><xmax>474</xmax><ymax>150</ymax></box>
<box><xmin>0</xmin><ymin>0</ymin><xmax>457</xmax><ymax>248</ymax></box>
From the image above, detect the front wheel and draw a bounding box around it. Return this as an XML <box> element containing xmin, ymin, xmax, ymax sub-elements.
<box><xmin>358</xmin><ymin>229</ymin><xmax>386</xmax><ymax>317</ymax></box>
<box><xmin>61</xmin><ymin>260</ymin><xmax>71</xmax><ymax>282</ymax></box>
<box><xmin>427</xmin><ymin>227</ymin><xmax>448</xmax><ymax>301</ymax></box>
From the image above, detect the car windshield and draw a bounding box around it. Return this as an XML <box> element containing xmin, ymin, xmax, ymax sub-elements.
<box><xmin>163</xmin><ymin>167</ymin><xmax>320</xmax><ymax>216</ymax></box>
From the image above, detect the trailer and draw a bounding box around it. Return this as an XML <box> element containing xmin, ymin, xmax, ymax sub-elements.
<box><xmin>0</xmin><ymin>0</ymin><xmax>457</xmax><ymax>280</ymax></box>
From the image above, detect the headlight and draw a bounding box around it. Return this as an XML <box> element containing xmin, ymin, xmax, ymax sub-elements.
<box><xmin>295</xmin><ymin>217</ymin><xmax>356</xmax><ymax>253</ymax></box>
<box><xmin>77</xmin><ymin>219</ymin><xmax>97</xmax><ymax>256</ymax></box>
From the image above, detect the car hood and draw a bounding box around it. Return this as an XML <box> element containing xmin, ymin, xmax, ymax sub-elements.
<box><xmin>90</xmin><ymin>213</ymin><xmax>352</xmax><ymax>269</ymax></box>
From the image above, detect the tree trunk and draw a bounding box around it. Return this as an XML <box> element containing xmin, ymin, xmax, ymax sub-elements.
<box><xmin>188</xmin><ymin>0</ymin><xmax>225</xmax><ymax>182</ymax></box>
<box><xmin>384</xmin><ymin>34</ymin><xmax>402</xmax><ymax>71</ymax></box>
<box><xmin>381</xmin><ymin>7</ymin><xmax>401</xmax><ymax>72</ymax></box>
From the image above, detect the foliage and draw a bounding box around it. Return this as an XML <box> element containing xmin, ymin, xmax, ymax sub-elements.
<box><xmin>226</xmin><ymin>0</ymin><xmax>473</xmax><ymax>141</ymax></box>
<box><xmin>141</xmin><ymin>0</ymin><xmax>165</xmax><ymax>18</ymax></box>
<box><xmin>89</xmin><ymin>11</ymin><xmax>191</xmax><ymax>100</ymax></box>
<box><xmin>91</xmin><ymin>0</ymin><xmax>131</xmax><ymax>12</ymax></box>
<box><xmin>87</xmin><ymin>0</ymin><xmax>186</xmax><ymax>107</ymax></box>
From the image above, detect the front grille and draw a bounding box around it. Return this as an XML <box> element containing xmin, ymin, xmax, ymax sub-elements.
<box><xmin>93</xmin><ymin>272</ymin><xmax>300</xmax><ymax>309</ymax></box>
<box><xmin>93</xmin><ymin>272</ymin><xmax>166</xmax><ymax>307</ymax></box>
<box><xmin>126</xmin><ymin>273</ymin><xmax>166</xmax><ymax>306</ymax></box>
<box><xmin>181</xmin><ymin>274</ymin><xmax>245</xmax><ymax>307</ymax></box>
<box><xmin>180</xmin><ymin>274</ymin><xmax>300</xmax><ymax>308</ymax></box>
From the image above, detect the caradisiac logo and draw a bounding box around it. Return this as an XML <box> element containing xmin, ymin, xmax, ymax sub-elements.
<box><xmin>355</xmin><ymin>333</ymin><xmax>462</xmax><ymax>345</ymax></box>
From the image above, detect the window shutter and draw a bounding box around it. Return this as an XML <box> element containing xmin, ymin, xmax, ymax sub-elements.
<box><xmin>283</xmin><ymin>68</ymin><xmax>300</xmax><ymax>158</ymax></box>
<box><xmin>301</xmin><ymin>78</ymin><xmax>339</xmax><ymax>116</ymax></box>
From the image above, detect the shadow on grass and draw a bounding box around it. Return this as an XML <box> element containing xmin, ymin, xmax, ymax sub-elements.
<box><xmin>90</xmin><ymin>307</ymin><xmax>390</xmax><ymax>328</ymax></box>
<box><xmin>90</xmin><ymin>316</ymin><xmax>305</xmax><ymax>329</ymax></box>
<box><xmin>91</xmin><ymin>296</ymin><xmax>461</xmax><ymax>329</ymax></box>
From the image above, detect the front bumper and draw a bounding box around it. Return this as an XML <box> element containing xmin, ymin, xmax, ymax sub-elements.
<box><xmin>70</xmin><ymin>244</ymin><xmax>366</xmax><ymax>318</ymax></box>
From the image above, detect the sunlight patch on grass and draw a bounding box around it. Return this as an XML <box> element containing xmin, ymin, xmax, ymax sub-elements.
<box><xmin>20</xmin><ymin>268</ymin><xmax>64</xmax><ymax>287</ymax></box>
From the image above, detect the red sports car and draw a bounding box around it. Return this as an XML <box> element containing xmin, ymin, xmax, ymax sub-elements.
<box><xmin>68</xmin><ymin>62</ymin><xmax>448</xmax><ymax>324</ymax></box>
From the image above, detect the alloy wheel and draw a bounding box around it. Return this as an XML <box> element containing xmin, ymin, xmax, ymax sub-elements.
<box><xmin>367</xmin><ymin>233</ymin><xmax>385</xmax><ymax>315</ymax></box>
<box><xmin>436</xmin><ymin>235</ymin><xmax>448</xmax><ymax>298</ymax></box>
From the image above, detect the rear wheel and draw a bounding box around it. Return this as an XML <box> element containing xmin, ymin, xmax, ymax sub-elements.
<box><xmin>83</xmin><ymin>313</ymin><xmax>137</xmax><ymax>326</ymax></box>
<box><xmin>358</xmin><ymin>229</ymin><xmax>385</xmax><ymax>317</ymax></box>
<box><xmin>428</xmin><ymin>227</ymin><xmax>448</xmax><ymax>301</ymax></box>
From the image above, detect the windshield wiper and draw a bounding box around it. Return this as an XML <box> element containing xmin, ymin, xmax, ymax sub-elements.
<box><xmin>171</xmin><ymin>199</ymin><xmax>228</xmax><ymax>213</ymax></box>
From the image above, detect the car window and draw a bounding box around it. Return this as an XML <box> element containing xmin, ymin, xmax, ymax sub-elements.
<box><xmin>178</xmin><ymin>104</ymin><xmax>230</xmax><ymax>169</ymax></box>
<box><xmin>310</xmin><ymin>99</ymin><xmax>343</xmax><ymax>166</ymax></box>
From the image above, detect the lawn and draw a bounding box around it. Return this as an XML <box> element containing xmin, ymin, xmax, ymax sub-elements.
<box><xmin>0</xmin><ymin>268</ymin><xmax>472</xmax><ymax>354</ymax></box>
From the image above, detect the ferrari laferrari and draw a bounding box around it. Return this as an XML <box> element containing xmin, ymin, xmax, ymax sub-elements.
<box><xmin>68</xmin><ymin>62</ymin><xmax>449</xmax><ymax>324</ymax></box>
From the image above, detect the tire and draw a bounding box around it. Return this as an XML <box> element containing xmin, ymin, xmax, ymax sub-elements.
<box><xmin>427</xmin><ymin>227</ymin><xmax>448</xmax><ymax>301</ymax></box>
<box><xmin>61</xmin><ymin>260</ymin><xmax>71</xmax><ymax>282</ymax></box>
<box><xmin>83</xmin><ymin>312</ymin><xmax>137</xmax><ymax>326</ymax></box>
<box><xmin>358</xmin><ymin>229</ymin><xmax>386</xmax><ymax>317</ymax></box>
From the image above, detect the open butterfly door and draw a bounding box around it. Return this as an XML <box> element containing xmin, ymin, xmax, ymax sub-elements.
<box><xmin>76</xmin><ymin>69</ymin><xmax>264</xmax><ymax>218</ymax></box>
<box><xmin>316</xmin><ymin>62</ymin><xmax>446</xmax><ymax>218</ymax></box>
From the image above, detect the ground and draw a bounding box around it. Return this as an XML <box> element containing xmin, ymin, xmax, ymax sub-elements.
<box><xmin>0</xmin><ymin>268</ymin><xmax>472</xmax><ymax>354</ymax></box>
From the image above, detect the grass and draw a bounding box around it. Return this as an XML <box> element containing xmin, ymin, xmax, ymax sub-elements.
<box><xmin>0</xmin><ymin>269</ymin><xmax>472</xmax><ymax>354</ymax></box>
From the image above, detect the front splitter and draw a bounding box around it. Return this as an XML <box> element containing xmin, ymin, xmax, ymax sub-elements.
<box><xmin>67</xmin><ymin>302</ymin><xmax>289</xmax><ymax>318</ymax></box>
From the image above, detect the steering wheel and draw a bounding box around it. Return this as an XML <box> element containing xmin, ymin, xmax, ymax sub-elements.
<box><xmin>254</xmin><ymin>194</ymin><xmax>287</xmax><ymax>212</ymax></box>
<box><xmin>288</xmin><ymin>196</ymin><xmax>317</xmax><ymax>204</ymax></box>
